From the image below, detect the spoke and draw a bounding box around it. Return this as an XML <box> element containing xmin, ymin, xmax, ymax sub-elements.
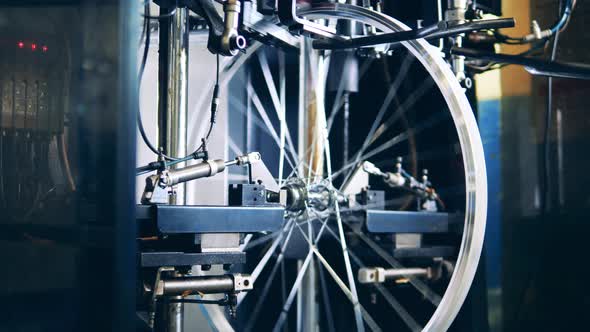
<box><xmin>285</xmin><ymin>57</ymin><xmax>374</xmax><ymax>181</ymax></box>
<box><xmin>247</xmin><ymin>82</ymin><xmax>299</xmax><ymax>174</ymax></box>
<box><xmin>374</xmin><ymin>283</ymin><xmax>422</xmax><ymax>332</ymax></box>
<box><xmin>321</xmin><ymin>125</ymin><xmax>365</xmax><ymax>331</ymax></box>
<box><xmin>229</xmin><ymin>94</ymin><xmax>274</xmax><ymax>139</ymax></box>
<box><xmin>320</xmin><ymin>223</ymin><xmax>423</xmax><ymax>332</ymax></box>
<box><xmin>351</xmin><ymin>226</ymin><xmax>442</xmax><ymax>306</ymax></box>
<box><xmin>293</xmin><ymin>222</ymin><xmax>381</xmax><ymax>332</ymax></box>
<box><xmin>257</xmin><ymin>51</ymin><xmax>299</xmax><ymax>170</ymax></box>
<box><xmin>343</xmin><ymin>54</ymin><xmax>414</xmax><ymax>171</ymax></box>
<box><xmin>333</xmin><ymin>103</ymin><xmax>444</xmax><ymax>181</ymax></box>
<box><xmin>239</xmin><ymin>234</ymin><xmax>253</xmax><ymax>251</ymax></box>
<box><xmin>229</xmin><ymin>92</ymin><xmax>297</xmax><ymax>175</ymax></box>
<box><xmin>279</xmin><ymin>51</ymin><xmax>287</xmax><ymax>186</ymax></box>
<box><xmin>327</xmin><ymin>58</ymin><xmax>375</xmax><ymax>132</ymax></box>
<box><xmin>243</xmin><ymin>231</ymin><xmax>278</xmax><ymax>251</ymax></box>
<box><xmin>370</xmin><ymin>78</ymin><xmax>436</xmax><ymax>145</ymax></box>
<box><xmin>247</xmin><ymin>84</ymin><xmax>280</xmax><ymax>145</ymax></box>
<box><xmin>228</xmin><ymin>136</ymin><xmax>243</xmax><ymax>156</ymax></box>
<box><xmin>280</xmin><ymin>259</ymin><xmax>287</xmax><ymax>332</ymax></box>
<box><xmin>272</xmin><ymin>250</ymin><xmax>314</xmax><ymax>332</ymax></box>
<box><xmin>247</xmin><ymin>220</ymin><xmax>294</xmax><ymax>286</ymax></box>
<box><xmin>317</xmin><ymin>259</ymin><xmax>336</xmax><ymax>332</ymax></box>
<box><xmin>243</xmin><ymin>219</ymin><xmax>302</xmax><ymax>332</ymax></box>
<box><xmin>284</xmin><ymin>94</ymin><xmax>345</xmax><ymax>181</ymax></box>
<box><xmin>366</xmin><ymin>110</ymin><xmax>446</xmax><ymax>160</ymax></box>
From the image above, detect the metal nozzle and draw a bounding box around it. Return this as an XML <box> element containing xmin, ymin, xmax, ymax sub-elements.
<box><xmin>362</xmin><ymin>161</ymin><xmax>383</xmax><ymax>177</ymax></box>
<box><xmin>235</xmin><ymin>152</ymin><xmax>262</xmax><ymax>166</ymax></box>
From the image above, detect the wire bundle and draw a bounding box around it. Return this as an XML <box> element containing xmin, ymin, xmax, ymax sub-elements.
<box><xmin>136</xmin><ymin>1</ymin><xmax>220</xmax><ymax>173</ymax></box>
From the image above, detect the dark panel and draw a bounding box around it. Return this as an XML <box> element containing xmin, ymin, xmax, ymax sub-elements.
<box><xmin>0</xmin><ymin>1</ymin><xmax>138</xmax><ymax>331</ymax></box>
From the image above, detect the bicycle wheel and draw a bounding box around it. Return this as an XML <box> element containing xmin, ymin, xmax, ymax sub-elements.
<box><xmin>188</xmin><ymin>4</ymin><xmax>487</xmax><ymax>331</ymax></box>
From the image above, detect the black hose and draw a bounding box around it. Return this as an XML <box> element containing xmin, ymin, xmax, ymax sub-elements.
<box><xmin>312</xmin><ymin>18</ymin><xmax>515</xmax><ymax>50</ymax></box>
<box><xmin>136</xmin><ymin>3</ymin><xmax>207</xmax><ymax>163</ymax></box>
<box><xmin>452</xmin><ymin>47</ymin><xmax>590</xmax><ymax>80</ymax></box>
<box><xmin>137</xmin><ymin>2</ymin><xmax>175</xmax><ymax>159</ymax></box>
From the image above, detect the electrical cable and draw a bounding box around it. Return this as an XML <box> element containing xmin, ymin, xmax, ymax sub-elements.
<box><xmin>513</xmin><ymin>1</ymin><xmax>570</xmax><ymax>327</ymax></box>
<box><xmin>465</xmin><ymin>40</ymin><xmax>548</xmax><ymax>73</ymax></box>
<box><xmin>137</xmin><ymin>2</ymin><xmax>168</xmax><ymax>159</ymax></box>
<box><xmin>543</xmin><ymin>30</ymin><xmax>560</xmax><ymax>214</ymax></box>
<box><xmin>136</xmin><ymin>1</ymin><xmax>213</xmax><ymax>170</ymax></box>
<box><xmin>493</xmin><ymin>0</ymin><xmax>574</xmax><ymax>45</ymax></box>
<box><xmin>143</xmin><ymin>7</ymin><xmax>177</xmax><ymax>19</ymax></box>
<box><xmin>205</xmin><ymin>54</ymin><xmax>221</xmax><ymax>141</ymax></box>
<box><xmin>453</xmin><ymin>46</ymin><xmax>590</xmax><ymax>80</ymax></box>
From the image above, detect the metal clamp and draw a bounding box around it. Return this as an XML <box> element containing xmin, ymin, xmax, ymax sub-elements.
<box><xmin>220</xmin><ymin>0</ymin><xmax>247</xmax><ymax>55</ymax></box>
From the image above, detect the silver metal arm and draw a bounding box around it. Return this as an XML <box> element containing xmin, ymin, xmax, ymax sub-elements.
<box><xmin>141</xmin><ymin>152</ymin><xmax>262</xmax><ymax>204</ymax></box>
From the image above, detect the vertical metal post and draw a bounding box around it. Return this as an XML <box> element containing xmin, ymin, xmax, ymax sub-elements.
<box><xmin>297</xmin><ymin>37</ymin><xmax>320</xmax><ymax>332</ymax></box>
<box><xmin>297</xmin><ymin>36</ymin><xmax>308</xmax><ymax>176</ymax></box>
<box><xmin>160</xmin><ymin>6</ymin><xmax>189</xmax><ymax>205</ymax></box>
<box><xmin>246</xmin><ymin>68</ymin><xmax>253</xmax><ymax>154</ymax></box>
<box><xmin>156</xmin><ymin>5</ymin><xmax>189</xmax><ymax>332</ymax></box>
<box><xmin>168</xmin><ymin>296</ymin><xmax>184</xmax><ymax>332</ymax></box>
<box><xmin>446</xmin><ymin>0</ymin><xmax>468</xmax><ymax>83</ymax></box>
<box><xmin>342</xmin><ymin>91</ymin><xmax>350</xmax><ymax>165</ymax></box>
<box><xmin>556</xmin><ymin>108</ymin><xmax>564</xmax><ymax>208</ymax></box>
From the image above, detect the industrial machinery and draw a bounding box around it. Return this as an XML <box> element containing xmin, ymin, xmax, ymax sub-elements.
<box><xmin>2</xmin><ymin>0</ymin><xmax>587</xmax><ymax>331</ymax></box>
<box><xmin>133</xmin><ymin>1</ymin><xmax>494</xmax><ymax>331</ymax></box>
<box><xmin>13</xmin><ymin>0</ymin><xmax>588</xmax><ymax>331</ymax></box>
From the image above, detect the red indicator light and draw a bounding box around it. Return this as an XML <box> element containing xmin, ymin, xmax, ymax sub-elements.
<box><xmin>42</xmin><ymin>46</ymin><xmax>48</xmax><ymax>52</ymax></box>
<box><xmin>31</xmin><ymin>43</ymin><xmax>37</xmax><ymax>51</ymax></box>
<box><xmin>17</xmin><ymin>41</ymin><xmax>24</xmax><ymax>49</ymax></box>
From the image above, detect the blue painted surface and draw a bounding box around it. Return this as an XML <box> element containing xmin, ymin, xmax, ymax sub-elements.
<box><xmin>478</xmin><ymin>99</ymin><xmax>502</xmax><ymax>289</ymax></box>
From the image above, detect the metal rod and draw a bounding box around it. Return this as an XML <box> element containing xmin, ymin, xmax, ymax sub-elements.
<box><xmin>161</xmin><ymin>276</ymin><xmax>234</xmax><ymax>295</ymax></box>
<box><xmin>168</xmin><ymin>297</ymin><xmax>183</xmax><ymax>332</ymax></box>
<box><xmin>165</xmin><ymin>160</ymin><xmax>226</xmax><ymax>186</ymax></box>
<box><xmin>353</xmin><ymin>228</ymin><xmax>442</xmax><ymax>306</ymax></box>
<box><xmin>343</xmin><ymin>92</ymin><xmax>350</xmax><ymax>165</ymax></box>
<box><xmin>346</xmin><ymin>249</ymin><xmax>423</xmax><ymax>332</ymax></box>
<box><xmin>165</xmin><ymin>7</ymin><xmax>189</xmax><ymax>204</ymax></box>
